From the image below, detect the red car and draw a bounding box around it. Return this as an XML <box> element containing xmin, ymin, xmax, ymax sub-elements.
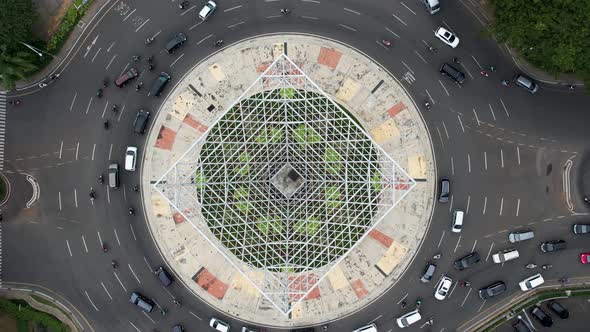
<box><xmin>580</xmin><ymin>252</ymin><xmax>590</xmax><ymax>264</ymax></box>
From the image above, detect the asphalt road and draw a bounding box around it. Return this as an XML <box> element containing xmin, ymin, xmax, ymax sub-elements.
<box><xmin>3</xmin><ymin>0</ymin><xmax>590</xmax><ymax>331</ymax></box>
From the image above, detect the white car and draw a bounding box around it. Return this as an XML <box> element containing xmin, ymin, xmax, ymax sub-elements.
<box><xmin>209</xmin><ymin>318</ymin><xmax>230</xmax><ymax>332</ymax></box>
<box><xmin>199</xmin><ymin>1</ymin><xmax>217</xmax><ymax>20</ymax></box>
<box><xmin>434</xmin><ymin>27</ymin><xmax>459</xmax><ymax>48</ymax></box>
<box><xmin>396</xmin><ymin>309</ymin><xmax>422</xmax><ymax>328</ymax></box>
<box><xmin>519</xmin><ymin>273</ymin><xmax>544</xmax><ymax>291</ymax></box>
<box><xmin>125</xmin><ymin>146</ymin><xmax>137</xmax><ymax>171</ymax></box>
<box><xmin>434</xmin><ymin>275</ymin><xmax>452</xmax><ymax>300</ymax></box>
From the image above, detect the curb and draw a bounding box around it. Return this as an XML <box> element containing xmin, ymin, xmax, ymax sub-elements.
<box><xmin>0</xmin><ymin>173</ymin><xmax>11</xmax><ymax>207</ymax></box>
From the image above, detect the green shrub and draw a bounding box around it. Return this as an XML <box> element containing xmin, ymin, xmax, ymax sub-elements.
<box><xmin>46</xmin><ymin>0</ymin><xmax>93</xmax><ymax>55</ymax></box>
<box><xmin>0</xmin><ymin>298</ymin><xmax>70</xmax><ymax>332</ymax></box>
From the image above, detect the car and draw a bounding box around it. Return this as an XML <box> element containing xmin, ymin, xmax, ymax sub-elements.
<box><xmin>125</xmin><ymin>146</ymin><xmax>137</xmax><ymax>171</ymax></box>
<box><xmin>540</xmin><ymin>240</ymin><xmax>566</xmax><ymax>253</ymax></box>
<box><xmin>199</xmin><ymin>0</ymin><xmax>217</xmax><ymax>20</ymax></box>
<box><xmin>115</xmin><ymin>67</ymin><xmax>139</xmax><ymax>87</ymax></box>
<box><xmin>210</xmin><ymin>318</ymin><xmax>230</xmax><ymax>332</ymax></box>
<box><xmin>438</xmin><ymin>178</ymin><xmax>450</xmax><ymax>203</ymax></box>
<box><xmin>514</xmin><ymin>73</ymin><xmax>539</xmax><ymax>93</ymax></box>
<box><xmin>573</xmin><ymin>224</ymin><xmax>590</xmax><ymax>234</ymax></box>
<box><xmin>508</xmin><ymin>230</ymin><xmax>534</xmax><ymax>243</ymax></box>
<box><xmin>453</xmin><ymin>252</ymin><xmax>480</xmax><ymax>271</ymax></box>
<box><xmin>155</xmin><ymin>266</ymin><xmax>173</xmax><ymax>286</ymax></box>
<box><xmin>492</xmin><ymin>248</ymin><xmax>519</xmax><ymax>263</ymax></box>
<box><xmin>434</xmin><ymin>275</ymin><xmax>452</xmax><ymax>300</ymax></box>
<box><xmin>451</xmin><ymin>209</ymin><xmax>463</xmax><ymax>233</ymax></box>
<box><xmin>580</xmin><ymin>252</ymin><xmax>590</xmax><ymax>264</ymax></box>
<box><xmin>130</xmin><ymin>292</ymin><xmax>154</xmax><ymax>312</ymax></box>
<box><xmin>519</xmin><ymin>273</ymin><xmax>544</xmax><ymax>291</ymax></box>
<box><xmin>108</xmin><ymin>162</ymin><xmax>119</xmax><ymax>188</ymax></box>
<box><xmin>172</xmin><ymin>325</ymin><xmax>184</xmax><ymax>332</ymax></box>
<box><xmin>439</xmin><ymin>63</ymin><xmax>466</xmax><ymax>84</ymax></box>
<box><xmin>530</xmin><ymin>306</ymin><xmax>553</xmax><ymax>327</ymax></box>
<box><xmin>512</xmin><ymin>318</ymin><xmax>532</xmax><ymax>332</ymax></box>
<box><xmin>352</xmin><ymin>323</ymin><xmax>377</xmax><ymax>332</ymax></box>
<box><xmin>396</xmin><ymin>309</ymin><xmax>421</xmax><ymax>328</ymax></box>
<box><xmin>420</xmin><ymin>0</ymin><xmax>440</xmax><ymax>14</ymax></box>
<box><xmin>420</xmin><ymin>263</ymin><xmax>437</xmax><ymax>283</ymax></box>
<box><xmin>478</xmin><ymin>281</ymin><xmax>506</xmax><ymax>299</ymax></box>
<box><xmin>434</xmin><ymin>27</ymin><xmax>460</xmax><ymax>48</ymax></box>
<box><xmin>547</xmin><ymin>300</ymin><xmax>569</xmax><ymax>319</ymax></box>
<box><xmin>148</xmin><ymin>72</ymin><xmax>171</xmax><ymax>97</ymax></box>
<box><xmin>241</xmin><ymin>327</ymin><xmax>260</xmax><ymax>332</ymax></box>
<box><xmin>133</xmin><ymin>109</ymin><xmax>151</xmax><ymax>134</ymax></box>
<box><xmin>165</xmin><ymin>33</ymin><xmax>187</xmax><ymax>53</ymax></box>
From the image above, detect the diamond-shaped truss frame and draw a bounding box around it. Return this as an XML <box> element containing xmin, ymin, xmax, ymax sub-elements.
<box><xmin>154</xmin><ymin>54</ymin><xmax>416</xmax><ymax>315</ymax></box>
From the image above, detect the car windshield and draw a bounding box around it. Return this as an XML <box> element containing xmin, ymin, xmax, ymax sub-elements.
<box><xmin>448</xmin><ymin>35</ymin><xmax>455</xmax><ymax>42</ymax></box>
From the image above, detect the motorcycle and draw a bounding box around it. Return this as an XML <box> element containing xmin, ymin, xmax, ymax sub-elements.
<box><xmin>135</xmin><ymin>82</ymin><xmax>143</xmax><ymax>91</ymax></box>
<box><xmin>89</xmin><ymin>189</ymin><xmax>96</xmax><ymax>200</ymax></box>
<box><xmin>179</xmin><ymin>0</ymin><xmax>189</xmax><ymax>9</ymax></box>
<box><xmin>96</xmin><ymin>89</ymin><xmax>103</xmax><ymax>98</ymax></box>
<box><xmin>415</xmin><ymin>299</ymin><xmax>422</xmax><ymax>309</ymax></box>
<box><xmin>129</xmin><ymin>207</ymin><xmax>135</xmax><ymax>215</ymax></box>
<box><xmin>525</xmin><ymin>263</ymin><xmax>537</xmax><ymax>269</ymax></box>
<box><xmin>381</xmin><ymin>39</ymin><xmax>392</xmax><ymax>47</ymax></box>
<box><xmin>145</xmin><ymin>37</ymin><xmax>155</xmax><ymax>45</ymax></box>
<box><xmin>102</xmin><ymin>79</ymin><xmax>108</xmax><ymax>88</ymax></box>
<box><xmin>112</xmin><ymin>104</ymin><xmax>118</xmax><ymax>112</ymax></box>
<box><xmin>112</xmin><ymin>260</ymin><xmax>118</xmax><ymax>269</ymax></box>
<box><xmin>98</xmin><ymin>175</ymin><xmax>104</xmax><ymax>184</ymax></box>
<box><xmin>424</xmin><ymin>101</ymin><xmax>431</xmax><ymax>109</ymax></box>
<box><xmin>102</xmin><ymin>243</ymin><xmax>108</xmax><ymax>252</ymax></box>
<box><xmin>432</xmin><ymin>253</ymin><xmax>441</xmax><ymax>260</ymax></box>
<box><xmin>131</xmin><ymin>55</ymin><xmax>140</xmax><ymax>62</ymax></box>
<box><xmin>400</xmin><ymin>300</ymin><xmax>407</xmax><ymax>309</ymax></box>
<box><xmin>280</xmin><ymin>8</ymin><xmax>291</xmax><ymax>15</ymax></box>
<box><xmin>103</xmin><ymin>120</ymin><xmax>109</xmax><ymax>129</ymax></box>
<box><xmin>459</xmin><ymin>281</ymin><xmax>470</xmax><ymax>287</ymax></box>
<box><xmin>133</xmin><ymin>185</ymin><xmax>139</xmax><ymax>192</ymax></box>
<box><xmin>542</xmin><ymin>264</ymin><xmax>552</xmax><ymax>270</ymax></box>
<box><xmin>214</xmin><ymin>39</ymin><xmax>224</xmax><ymax>47</ymax></box>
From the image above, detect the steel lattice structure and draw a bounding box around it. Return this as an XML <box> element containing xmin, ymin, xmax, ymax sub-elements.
<box><xmin>154</xmin><ymin>54</ymin><xmax>416</xmax><ymax>314</ymax></box>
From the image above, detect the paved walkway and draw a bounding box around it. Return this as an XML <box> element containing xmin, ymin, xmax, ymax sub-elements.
<box><xmin>141</xmin><ymin>34</ymin><xmax>435</xmax><ymax>327</ymax></box>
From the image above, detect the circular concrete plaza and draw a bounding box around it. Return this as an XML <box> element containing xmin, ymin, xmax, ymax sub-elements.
<box><xmin>143</xmin><ymin>34</ymin><xmax>435</xmax><ymax>327</ymax></box>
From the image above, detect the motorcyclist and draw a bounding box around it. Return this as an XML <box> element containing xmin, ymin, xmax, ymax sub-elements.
<box><xmin>112</xmin><ymin>260</ymin><xmax>118</xmax><ymax>269</ymax></box>
<box><xmin>129</xmin><ymin>207</ymin><xmax>135</xmax><ymax>215</ymax></box>
<box><xmin>98</xmin><ymin>175</ymin><xmax>103</xmax><ymax>184</ymax></box>
<box><xmin>382</xmin><ymin>39</ymin><xmax>392</xmax><ymax>47</ymax></box>
<box><xmin>103</xmin><ymin>120</ymin><xmax>109</xmax><ymax>129</ymax></box>
<box><xmin>280</xmin><ymin>8</ymin><xmax>291</xmax><ymax>15</ymax></box>
<box><xmin>102</xmin><ymin>243</ymin><xmax>108</xmax><ymax>252</ymax></box>
<box><xmin>214</xmin><ymin>39</ymin><xmax>224</xmax><ymax>47</ymax></box>
<box><xmin>97</xmin><ymin>88</ymin><xmax>103</xmax><ymax>97</ymax></box>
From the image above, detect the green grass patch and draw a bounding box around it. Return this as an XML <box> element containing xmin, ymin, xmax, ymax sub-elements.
<box><xmin>280</xmin><ymin>88</ymin><xmax>296</xmax><ymax>98</ymax></box>
<box><xmin>194</xmin><ymin>171</ymin><xmax>206</xmax><ymax>189</ymax></box>
<box><xmin>371</xmin><ymin>172</ymin><xmax>382</xmax><ymax>191</ymax></box>
<box><xmin>0</xmin><ymin>298</ymin><xmax>70</xmax><ymax>332</ymax></box>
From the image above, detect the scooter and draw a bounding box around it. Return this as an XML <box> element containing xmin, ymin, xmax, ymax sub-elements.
<box><xmin>214</xmin><ymin>39</ymin><xmax>224</xmax><ymax>47</ymax></box>
<box><xmin>98</xmin><ymin>175</ymin><xmax>104</xmax><ymax>184</ymax></box>
<box><xmin>145</xmin><ymin>37</ymin><xmax>155</xmax><ymax>45</ymax></box>
<box><xmin>112</xmin><ymin>260</ymin><xmax>118</xmax><ymax>269</ymax></box>
<box><xmin>96</xmin><ymin>89</ymin><xmax>103</xmax><ymax>98</ymax></box>
<box><xmin>381</xmin><ymin>39</ymin><xmax>392</xmax><ymax>47</ymax></box>
<box><xmin>129</xmin><ymin>207</ymin><xmax>135</xmax><ymax>215</ymax></box>
<box><xmin>102</xmin><ymin>243</ymin><xmax>108</xmax><ymax>252</ymax></box>
<box><xmin>280</xmin><ymin>8</ymin><xmax>291</xmax><ymax>15</ymax></box>
<box><xmin>179</xmin><ymin>1</ymin><xmax>189</xmax><ymax>9</ymax></box>
<box><xmin>525</xmin><ymin>263</ymin><xmax>537</xmax><ymax>269</ymax></box>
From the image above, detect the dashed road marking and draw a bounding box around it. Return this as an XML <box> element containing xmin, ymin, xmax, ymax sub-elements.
<box><xmin>85</xmin><ymin>291</ymin><xmax>99</xmax><ymax>311</ymax></box>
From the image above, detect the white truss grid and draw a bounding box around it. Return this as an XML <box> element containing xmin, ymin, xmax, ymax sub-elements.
<box><xmin>154</xmin><ymin>54</ymin><xmax>416</xmax><ymax>315</ymax></box>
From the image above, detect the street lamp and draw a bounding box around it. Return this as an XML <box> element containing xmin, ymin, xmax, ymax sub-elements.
<box><xmin>19</xmin><ymin>42</ymin><xmax>54</xmax><ymax>58</ymax></box>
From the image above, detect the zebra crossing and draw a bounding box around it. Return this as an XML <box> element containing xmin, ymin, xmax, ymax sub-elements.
<box><xmin>0</xmin><ymin>92</ymin><xmax>5</xmax><ymax>171</ymax></box>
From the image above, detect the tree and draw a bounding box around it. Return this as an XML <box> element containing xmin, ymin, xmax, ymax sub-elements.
<box><xmin>0</xmin><ymin>45</ymin><xmax>38</xmax><ymax>90</ymax></box>
<box><xmin>0</xmin><ymin>1</ymin><xmax>36</xmax><ymax>53</ymax></box>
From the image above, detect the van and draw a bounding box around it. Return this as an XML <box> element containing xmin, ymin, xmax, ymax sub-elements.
<box><xmin>438</xmin><ymin>178</ymin><xmax>450</xmax><ymax>203</ymax></box>
<box><xmin>396</xmin><ymin>310</ymin><xmax>421</xmax><ymax>328</ymax></box>
<box><xmin>514</xmin><ymin>73</ymin><xmax>539</xmax><ymax>93</ymax></box>
<box><xmin>420</xmin><ymin>0</ymin><xmax>440</xmax><ymax>14</ymax></box>
<box><xmin>509</xmin><ymin>230</ymin><xmax>535</xmax><ymax>243</ymax></box>
<box><xmin>130</xmin><ymin>292</ymin><xmax>154</xmax><ymax>312</ymax></box>
<box><xmin>352</xmin><ymin>323</ymin><xmax>377</xmax><ymax>332</ymax></box>
<box><xmin>492</xmin><ymin>248</ymin><xmax>519</xmax><ymax>263</ymax></box>
<box><xmin>440</xmin><ymin>63</ymin><xmax>466</xmax><ymax>84</ymax></box>
<box><xmin>108</xmin><ymin>163</ymin><xmax>119</xmax><ymax>188</ymax></box>
<box><xmin>125</xmin><ymin>146</ymin><xmax>137</xmax><ymax>171</ymax></box>
<box><xmin>451</xmin><ymin>209</ymin><xmax>463</xmax><ymax>233</ymax></box>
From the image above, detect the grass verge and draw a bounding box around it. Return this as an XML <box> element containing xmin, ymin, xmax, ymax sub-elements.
<box><xmin>0</xmin><ymin>298</ymin><xmax>70</xmax><ymax>332</ymax></box>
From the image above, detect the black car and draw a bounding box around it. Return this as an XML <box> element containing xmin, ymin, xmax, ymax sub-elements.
<box><xmin>438</xmin><ymin>178</ymin><xmax>450</xmax><ymax>203</ymax></box>
<box><xmin>512</xmin><ymin>319</ymin><xmax>532</xmax><ymax>332</ymax></box>
<box><xmin>530</xmin><ymin>306</ymin><xmax>553</xmax><ymax>327</ymax></box>
<box><xmin>547</xmin><ymin>300</ymin><xmax>569</xmax><ymax>319</ymax></box>
<box><xmin>172</xmin><ymin>325</ymin><xmax>184</xmax><ymax>332</ymax></box>
<box><xmin>155</xmin><ymin>266</ymin><xmax>173</xmax><ymax>286</ymax></box>
<box><xmin>420</xmin><ymin>263</ymin><xmax>437</xmax><ymax>283</ymax></box>
<box><xmin>165</xmin><ymin>33</ymin><xmax>187</xmax><ymax>53</ymax></box>
<box><xmin>573</xmin><ymin>224</ymin><xmax>590</xmax><ymax>234</ymax></box>
<box><xmin>133</xmin><ymin>109</ymin><xmax>151</xmax><ymax>134</ymax></box>
<box><xmin>540</xmin><ymin>240</ymin><xmax>567</xmax><ymax>253</ymax></box>
<box><xmin>148</xmin><ymin>72</ymin><xmax>171</xmax><ymax>97</ymax></box>
<box><xmin>478</xmin><ymin>281</ymin><xmax>506</xmax><ymax>299</ymax></box>
<box><xmin>115</xmin><ymin>67</ymin><xmax>139</xmax><ymax>87</ymax></box>
<box><xmin>439</xmin><ymin>63</ymin><xmax>466</xmax><ymax>84</ymax></box>
<box><xmin>453</xmin><ymin>252</ymin><xmax>480</xmax><ymax>271</ymax></box>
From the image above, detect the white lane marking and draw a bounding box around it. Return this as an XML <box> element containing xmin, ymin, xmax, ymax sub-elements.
<box><xmin>101</xmin><ymin>282</ymin><xmax>113</xmax><ymax>300</ymax></box>
<box><xmin>484</xmin><ymin>151</ymin><xmax>487</xmax><ymax>170</ymax></box>
<box><xmin>414</xmin><ymin>50</ymin><xmax>427</xmax><ymax>64</ymax></box>
<box><xmin>189</xmin><ymin>20</ymin><xmax>204</xmax><ymax>30</ymax></box>
<box><xmin>437</xmin><ymin>231</ymin><xmax>446</xmax><ymax>248</ymax></box>
<box><xmin>129</xmin><ymin>322</ymin><xmax>141</xmax><ymax>332</ymax></box>
<box><xmin>130</xmin><ymin>224</ymin><xmax>137</xmax><ymax>241</ymax></box>
<box><xmin>123</xmin><ymin>184</ymin><xmax>127</xmax><ymax>202</ymax></box>
<box><xmin>516</xmin><ymin>198</ymin><xmax>521</xmax><ymax>216</ymax></box>
<box><xmin>101</xmin><ymin>100</ymin><xmax>109</xmax><ymax>118</ymax></box>
<box><xmin>85</xmin><ymin>291</ymin><xmax>99</xmax><ymax>311</ymax></box>
<box><xmin>449</xmin><ymin>281</ymin><xmax>458</xmax><ymax>298</ymax></box>
<box><xmin>449</xmin><ymin>195</ymin><xmax>454</xmax><ymax>213</ymax></box>
<box><xmin>142</xmin><ymin>311</ymin><xmax>155</xmax><ymax>323</ymax></box>
<box><xmin>228</xmin><ymin>21</ymin><xmax>246</xmax><ymax>29</ymax></box>
<box><xmin>401</xmin><ymin>61</ymin><xmax>414</xmax><ymax>74</ymax></box>
<box><xmin>457</xmin><ymin>115</ymin><xmax>465</xmax><ymax>133</ymax></box>
<box><xmin>471</xmin><ymin>240</ymin><xmax>477</xmax><ymax>252</ymax></box>
<box><xmin>301</xmin><ymin>15</ymin><xmax>319</xmax><ymax>20</ymax></box>
<box><xmin>69</xmin><ymin>92</ymin><xmax>77</xmax><ymax>111</ymax></box>
<box><xmin>344</xmin><ymin>7</ymin><xmax>361</xmax><ymax>15</ymax></box>
<box><xmin>301</xmin><ymin>0</ymin><xmax>321</xmax><ymax>3</ymax></box>
<box><xmin>483</xmin><ymin>196</ymin><xmax>487</xmax><ymax>215</ymax></box>
<box><xmin>58</xmin><ymin>192</ymin><xmax>62</xmax><ymax>211</ymax></box>
<box><xmin>439</xmin><ymin>80</ymin><xmax>450</xmax><ymax>96</ymax></box>
<box><xmin>106</xmin><ymin>185</ymin><xmax>110</xmax><ymax>204</ymax></box>
<box><xmin>339</xmin><ymin>24</ymin><xmax>357</xmax><ymax>32</ymax></box>
<box><xmin>397</xmin><ymin>293</ymin><xmax>409</xmax><ymax>304</ymax></box>
<box><xmin>224</xmin><ymin>5</ymin><xmax>243</xmax><ymax>12</ymax></box>
<box><xmin>105</xmin><ymin>54</ymin><xmax>116</xmax><ymax>71</ymax></box>
<box><xmin>117</xmin><ymin>104</ymin><xmax>125</xmax><ymax>122</ymax></box>
<box><xmin>368</xmin><ymin>314</ymin><xmax>383</xmax><ymax>324</ymax></box>
<box><xmin>114</xmin><ymin>272</ymin><xmax>128</xmax><ymax>292</ymax></box>
<box><xmin>196</xmin><ymin>34</ymin><xmax>213</xmax><ymax>45</ymax></box>
<box><xmin>123</xmin><ymin>8</ymin><xmax>136</xmax><ymax>22</ymax></box>
<box><xmin>114</xmin><ymin>229</ymin><xmax>121</xmax><ymax>246</ymax></box>
<box><xmin>460</xmin><ymin>288</ymin><xmax>472</xmax><ymax>307</ymax></box>
<box><xmin>91</xmin><ymin>47</ymin><xmax>101</xmax><ymax>62</ymax></box>
<box><xmin>436</xmin><ymin>127</ymin><xmax>444</xmax><ymax>147</ymax></box>
<box><xmin>466</xmin><ymin>195</ymin><xmax>471</xmax><ymax>215</ymax></box>
<box><xmin>467</xmin><ymin>153</ymin><xmax>471</xmax><ymax>173</ymax></box>
<box><xmin>97</xmin><ymin>231</ymin><xmax>103</xmax><ymax>246</ymax></box>
<box><xmin>425</xmin><ymin>89</ymin><xmax>434</xmax><ymax>103</ymax></box>
<box><xmin>143</xmin><ymin>256</ymin><xmax>152</xmax><ymax>272</ymax></box>
<box><xmin>401</xmin><ymin>2</ymin><xmax>417</xmax><ymax>14</ymax></box>
<box><xmin>74</xmin><ymin>189</ymin><xmax>78</xmax><ymax>208</ymax></box>
<box><xmin>75</xmin><ymin>142</ymin><xmax>79</xmax><ymax>161</ymax></box>
<box><xmin>106</xmin><ymin>41</ymin><xmax>116</xmax><ymax>52</ymax></box>
<box><xmin>454</xmin><ymin>235</ymin><xmax>462</xmax><ymax>252</ymax></box>
<box><xmin>128</xmin><ymin>264</ymin><xmax>141</xmax><ymax>284</ymax></box>
<box><xmin>66</xmin><ymin>240</ymin><xmax>73</xmax><ymax>256</ymax></box>
<box><xmin>442</xmin><ymin>121</ymin><xmax>449</xmax><ymax>139</ymax></box>
<box><xmin>85</xmin><ymin>97</ymin><xmax>93</xmax><ymax>114</ymax></box>
<box><xmin>499</xmin><ymin>197</ymin><xmax>504</xmax><ymax>216</ymax></box>
<box><xmin>135</xmin><ymin>18</ymin><xmax>150</xmax><ymax>32</ymax></box>
<box><xmin>189</xmin><ymin>311</ymin><xmax>203</xmax><ymax>320</ymax></box>
<box><xmin>500</xmin><ymin>149</ymin><xmax>504</xmax><ymax>168</ymax></box>
<box><xmin>485</xmin><ymin>242</ymin><xmax>494</xmax><ymax>261</ymax></box>
<box><xmin>82</xmin><ymin>235</ymin><xmax>88</xmax><ymax>253</ymax></box>
<box><xmin>489</xmin><ymin>104</ymin><xmax>496</xmax><ymax>121</ymax></box>
<box><xmin>391</xmin><ymin>14</ymin><xmax>407</xmax><ymax>25</ymax></box>
<box><xmin>91</xmin><ymin>144</ymin><xmax>96</xmax><ymax>161</ymax></box>
<box><xmin>385</xmin><ymin>27</ymin><xmax>400</xmax><ymax>38</ymax></box>
<box><xmin>478</xmin><ymin>299</ymin><xmax>487</xmax><ymax>312</ymax></box>
<box><xmin>473</xmin><ymin>108</ymin><xmax>481</xmax><ymax>126</ymax></box>
<box><xmin>108</xmin><ymin>144</ymin><xmax>113</xmax><ymax>160</ymax></box>
<box><xmin>451</xmin><ymin>156</ymin><xmax>455</xmax><ymax>175</ymax></box>
<box><xmin>500</xmin><ymin>98</ymin><xmax>509</xmax><ymax>117</ymax></box>
<box><xmin>516</xmin><ymin>146</ymin><xmax>521</xmax><ymax>165</ymax></box>
<box><xmin>180</xmin><ymin>5</ymin><xmax>197</xmax><ymax>16</ymax></box>
<box><xmin>170</xmin><ymin>53</ymin><xmax>184</xmax><ymax>68</ymax></box>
